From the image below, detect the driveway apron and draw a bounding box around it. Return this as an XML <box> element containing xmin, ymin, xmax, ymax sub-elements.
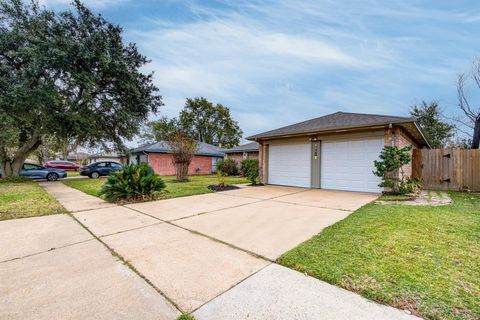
<box><xmin>193</xmin><ymin>264</ymin><xmax>420</xmax><ymax>320</ymax></box>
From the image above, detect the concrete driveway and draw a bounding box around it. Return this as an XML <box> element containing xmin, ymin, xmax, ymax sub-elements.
<box><xmin>2</xmin><ymin>183</ymin><xmax>420</xmax><ymax>319</ymax></box>
<box><xmin>78</xmin><ymin>185</ymin><xmax>378</xmax><ymax>312</ymax></box>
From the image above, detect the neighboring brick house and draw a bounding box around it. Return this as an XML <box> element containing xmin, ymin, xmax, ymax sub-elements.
<box><xmin>247</xmin><ymin>112</ymin><xmax>430</xmax><ymax>193</ymax></box>
<box><xmin>128</xmin><ymin>141</ymin><xmax>224</xmax><ymax>176</ymax></box>
<box><xmin>224</xmin><ymin>142</ymin><xmax>259</xmax><ymax>164</ymax></box>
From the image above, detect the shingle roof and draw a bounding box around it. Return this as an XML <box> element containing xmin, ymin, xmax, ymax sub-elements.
<box><xmin>130</xmin><ymin>140</ymin><xmax>224</xmax><ymax>157</ymax></box>
<box><xmin>247</xmin><ymin>111</ymin><xmax>415</xmax><ymax>140</ymax></box>
<box><xmin>224</xmin><ymin>142</ymin><xmax>259</xmax><ymax>153</ymax></box>
<box><xmin>129</xmin><ymin>142</ymin><xmax>156</xmax><ymax>154</ymax></box>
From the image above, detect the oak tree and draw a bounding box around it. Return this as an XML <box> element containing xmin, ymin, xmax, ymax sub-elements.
<box><xmin>0</xmin><ymin>0</ymin><xmax>162</xmax><ymax>176</ymax></box>
<box><xmin>141</xmin><ymin>97</ymin><xmax>243</xmax><ymax>148</ymax></box>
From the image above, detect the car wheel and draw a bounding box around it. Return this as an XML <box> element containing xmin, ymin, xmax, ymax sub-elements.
<box><xmin>90</xmin><ymin>171</ymin><xmax>100</xmax><ymax>179</ymax></box>
<box><xmin>46</xmin><ymin>173</ymin><xmax>59</xmax><ymax>181</ymax></box>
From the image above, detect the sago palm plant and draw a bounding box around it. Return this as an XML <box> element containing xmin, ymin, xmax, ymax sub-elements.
<box><xmin>100</xmin><ymin>163</ymin><xmax>166</xmax><ymax>202</ymax></box>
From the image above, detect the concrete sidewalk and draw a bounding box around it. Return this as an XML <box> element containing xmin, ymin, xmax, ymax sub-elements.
<box><xmin>40</xmin><ymin>181</ymin><xmax>115</xmax><ymax>212</ymax></box>
<box><xmin>0</xmin><ymin>214</ymin><xmax>179</xmax><ymax>320</ymax></box>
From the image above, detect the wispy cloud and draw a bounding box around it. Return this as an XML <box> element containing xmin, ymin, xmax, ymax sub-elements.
<box><xmin>117</xmin><ymin>0</ymin><xmax>480</xmax><ymax>139</ymax></box>
<box><xmin>39</xmin><ymin>0</ymin><xmax>129</xmax><ymax>9</ymax></box>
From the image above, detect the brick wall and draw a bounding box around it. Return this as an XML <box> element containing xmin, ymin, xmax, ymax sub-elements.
<box><xmin>384</xmin><ymin>127</ymin><xmax>418</xmax><ymax>177</ymax></box>
<box><xmin>258</xmin><ymin>142</ymin><xmax>268</xmax><ymax>184</ymax></box>
<box><xmin>147</xmin><ymin>153</ymin><xmax>214</xmax><ymax>176</ymax></box>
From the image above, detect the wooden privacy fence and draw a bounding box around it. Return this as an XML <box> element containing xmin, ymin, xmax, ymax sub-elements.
<box><xmin>412</xmin><ymin>148</ymin><xmax>480</xmax><ymax>192</ymax></box>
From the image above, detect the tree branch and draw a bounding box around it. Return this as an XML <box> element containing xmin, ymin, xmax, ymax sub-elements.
<box><xmin>445</xmin><ymin>115</ymin><xmax>474</xmax><ymax>130</ymax></box>
<box><xmin>472</xmin><ymin>58</ymin><xmax>480</xmax><ymax>91</ymax></box>
<box><xmin>13</xmin><ymin>131</ymin><xmax>42</xmax><ymax>162</ymax></box>
<box><xmin>457</xmin><ymin>73</ymin><xmax>477</xmax><ymax>121</ymax></box>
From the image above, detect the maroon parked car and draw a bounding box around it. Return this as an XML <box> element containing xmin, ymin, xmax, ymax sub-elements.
<box><xmin>43</xmin><ymin>160</ymin><xmax>80</xmax><ymax>171</ymax></box>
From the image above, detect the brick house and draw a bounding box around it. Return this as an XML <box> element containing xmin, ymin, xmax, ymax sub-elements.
<box><xmin>128</xmin><ymin>141</ymin><xmax>224</xmax><ymax>176</ymax></box>
<box><xmin>224</xmin><ymin>142</ymin><xmax>259</xmax><ymax>164</ymax></box>
<box><xmin>247</xmin><ymin>112</ymin><xmax>430</xmax><ymax>193</ymax></box>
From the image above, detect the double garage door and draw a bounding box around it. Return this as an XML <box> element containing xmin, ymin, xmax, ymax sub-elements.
<box><xmin>268</xmin><ymin>137</ymin><xmax>383</xmax><ymax>193</ymax></box>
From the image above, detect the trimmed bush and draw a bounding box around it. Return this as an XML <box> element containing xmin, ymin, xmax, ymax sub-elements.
<box><xmin>216</xmin><ymin>158</ymin><xmax>239</xmax><ymax>176</ymax></box>
<box><xmin>100</xmin><ymin>163</ymin><xmax>166</xmax><ymax>202</ymax></box>
<box><xmin>240</xmin><ymin>158</ymin><xmax>259</xmax><ymax>185</ymax></box>
<box><xmin>373</xmin><ymin>145</ymin><xmax>413</xmax><ymax>194</ymax></box>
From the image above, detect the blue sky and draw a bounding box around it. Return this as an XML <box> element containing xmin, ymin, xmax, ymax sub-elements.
<box><xmin>43</xmin><ymin>0</ymin><xmax>480</xmax><ymax>143</ymax></box>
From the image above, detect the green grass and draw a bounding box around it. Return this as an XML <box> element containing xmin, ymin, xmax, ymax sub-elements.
<box><xmin>62</xmin><ymin>174</ymin><xmax>249</xmax><ymax>199</ymax></box>
<box><xmin>67</xmin><ymin>171</ymin><xmax>80</xmax><ymax>177</ymax></box>
<box><xmin>176</xmin><ymin>315</ymin><xmax>195</xmax><ymax>320</ymax></box>
<box><xmin>279</xmin><ymin>192</ymin><xmax>480</xmax><ymax>320</ymax></box>
<box><xmin>0</xmin><ymin>181</ymin><xmax>67</xmax><ymax>221</ymax></box>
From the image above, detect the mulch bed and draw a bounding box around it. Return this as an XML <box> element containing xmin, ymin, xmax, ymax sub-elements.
<box><xmin>207</xmin><ymin>185</ymin><xmax>240</xmax><ymax>192</ymax></box>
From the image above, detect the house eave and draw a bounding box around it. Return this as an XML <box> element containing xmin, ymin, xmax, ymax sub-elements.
<box><xmin>247</xmin><ymin>121</ymin><xmax>430</xmax><ymax>147</ymax></box>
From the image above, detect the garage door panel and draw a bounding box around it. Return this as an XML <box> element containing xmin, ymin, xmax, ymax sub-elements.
<box><xmin>321</xmin><ymin>138</ymin><xmax>383</xmax><ymax>193</ymax></box>
<box><xmin>268</xmin><ymin>143</ymin><xmax>311</xmax><ymax>188</ymax></box>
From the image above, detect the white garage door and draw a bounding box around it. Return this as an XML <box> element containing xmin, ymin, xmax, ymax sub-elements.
<box><xmin>321</xmin><ymin>138</ymin><xmax>383</xmax><ymax>193</ymax></box>
<box><xmin>268</xmin><ymin>143</ymin><xmax>311</xmax><ymax>187</ymax></box>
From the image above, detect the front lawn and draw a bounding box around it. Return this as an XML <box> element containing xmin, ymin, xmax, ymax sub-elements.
<box><xmin>62</xmin><ymin>174</ymin><xmax>249</xmax><ymax>199</ymax></box>
<box><xmin>67</xmin><ymin>171</ymin><xmax>80</xmax><ymax>177</ymax></box>
<box><xmin>279</xmin><ymin>192</ymin><xmax>480</xmax><ymax>320</ymax></box>
<box><xmin>0</xmin><ymin>181</ymin><xmax>67</xmax><ymax>221</ymax></box>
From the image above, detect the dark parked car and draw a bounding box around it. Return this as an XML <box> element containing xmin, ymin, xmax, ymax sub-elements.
<box><xmin>20</xmin><ymin>163</ymin><xmax>67</xmax><ymax>181</ymax></box>
<box><xmin>80</xmin><ymin>161</ymin><xmax>123</xmax><ymax>178</ymax></box>
<box><xmin>44</xmin><ymin>160</ymin><xmax>80</xmax><ymax>171</ymax></box>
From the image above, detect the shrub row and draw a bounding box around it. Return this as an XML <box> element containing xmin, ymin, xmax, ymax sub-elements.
<box><xmin>216</xmin><ymin>158</ymin><xmax>259</xmax><ymax>185</ymax></box>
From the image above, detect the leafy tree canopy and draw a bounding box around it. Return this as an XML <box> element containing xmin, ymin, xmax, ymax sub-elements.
<box><xmin>141</xmin><ymin>97</ymin><xmax>242</xmax><ymax>148</ymax></box>
<box><xmin>410</xmin><ymin>101</ymin><xmax>454</xmax><ymax>148</ymax></box>
<box><xmin>140</xmin><ymin>117</ymin><xmax>178</xmax><ymax>144</ymax></box>
<box><xmin>0</xmin><ymin>0</ymin><xmax>162</xmax><ymax>176</ymax></box>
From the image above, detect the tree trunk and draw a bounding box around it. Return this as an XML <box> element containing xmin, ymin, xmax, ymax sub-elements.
<box><xmin>174</xmin><ymin>161</ymin><xmax>190</xmax><ymax>181</ymax></box>
<box><xmin>0</xmin><ymin>159</ymin><xmax>24</xmax><ymax>177</ymax></box>
<box><xmin>472</xmin><ymin>117</ymin><xmax>480</xmax><ymax>149</ymax></box>
<box><xmin>0</xmin><ymin>132</ymin><xmax>42</xmax><ymax>178</ymax></box>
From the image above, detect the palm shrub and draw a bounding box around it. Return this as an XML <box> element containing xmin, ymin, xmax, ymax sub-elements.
<box><xmin>100</xmin><ymin>163</ymin><xmax>166</xmax><ymax>202</ymax></box>
<box><xmin>240</xmin><ymin>158</ymin><xmax>259</xmax><ymax>185</ymax></box>
<box><xmin>216</xmin><ymin>158</ymin><xmax>239</xmax><ymax>176</ymax></box>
